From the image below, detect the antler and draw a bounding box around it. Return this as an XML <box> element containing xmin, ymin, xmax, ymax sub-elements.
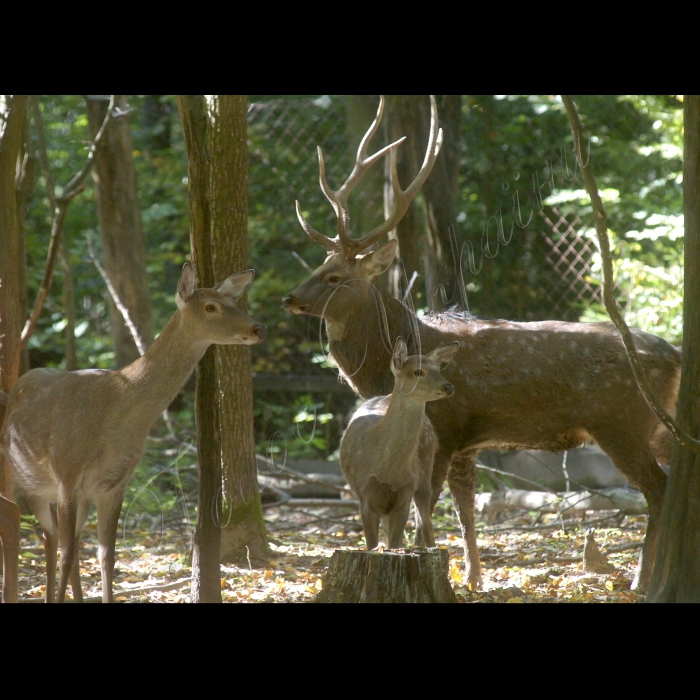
<box><xmin>296</xmin><ymin>95</ymin><xmax>443</xmax><ymax>261</ymax></box>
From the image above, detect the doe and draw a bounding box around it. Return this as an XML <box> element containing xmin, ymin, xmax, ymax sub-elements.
<box><xmin>340</xmin><ymin>338</ymin><xmax>459</xmax><ymax>550</ymax></box>
<box><xmin>2</xmin><ymin>263</ymin><xmax>266</xmax><ymax>603</ymax></box>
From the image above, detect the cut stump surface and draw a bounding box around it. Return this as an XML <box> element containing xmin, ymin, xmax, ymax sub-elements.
<box><xmin>313</xmin><ymin>548</ymin><xmax>457</xmax><ymax>603</ymax></box>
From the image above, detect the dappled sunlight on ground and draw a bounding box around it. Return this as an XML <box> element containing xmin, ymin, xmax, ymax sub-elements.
<box><xmin>11</xmin><ymin>489</ymin><xmax>647</xmax><ymax>603</ymax></box>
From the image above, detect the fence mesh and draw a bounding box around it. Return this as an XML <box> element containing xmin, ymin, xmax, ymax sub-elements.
<box><xmin>247</xmin><ymin>97</ymin><xmax>610</xmax><ymax>322</ymax></box>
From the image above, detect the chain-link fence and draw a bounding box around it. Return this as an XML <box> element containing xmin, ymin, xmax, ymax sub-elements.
<box><xmin>248</xmin><ymin>97</ymin><xmax>607</xmax><ymax>322</ymax></box>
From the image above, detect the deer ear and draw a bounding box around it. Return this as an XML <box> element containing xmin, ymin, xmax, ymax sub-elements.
<box><xmin>176</xmin><ymin>263</ymin><xmax>196</xmax><ymax>308</ymax></box>
<box><xmin>428</xmin><ymin>341</ymin><xmax>460</xmax><ymax>367</ymax></box>
<box><xmin>391</xmin><ymin>337</ymin><xmax>408</xmax><ymax>373</ymax></box>
<box><xmin>356</xmin><ymin>239</ymin><xmax>398</xmax><ymax>279</ymax></box>
<box><xmin>218</xmin><ymin>269</ymin><xmax>256</xmax><ymax>301</ymax></box>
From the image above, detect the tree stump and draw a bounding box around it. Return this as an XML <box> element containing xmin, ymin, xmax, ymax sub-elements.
<box><xmin>313</xmin><ymin>548</ymin><xmax>458</xmax><ymax>603</ymax></box>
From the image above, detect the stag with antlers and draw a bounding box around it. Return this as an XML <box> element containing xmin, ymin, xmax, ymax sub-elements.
<box><xmin>283</xmin><ymin>95</ymin><xmax>680</xmax><ymax>592</ymax></box>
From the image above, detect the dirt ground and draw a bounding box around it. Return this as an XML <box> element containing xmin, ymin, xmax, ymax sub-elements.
<box><xmin>11</xmin><ymin>488</ymin><xmax>646</xmax><ymax>603</ymax></box>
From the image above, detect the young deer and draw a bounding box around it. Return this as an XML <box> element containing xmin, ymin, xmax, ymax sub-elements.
<box><xmin>283</xmin><ymin>95</ymin><xmax>681</xmax><ymax>592</ymax></box>
<box><xmin>340</xmin><ymin>338</ymin><xmax>459</xmax><ymax>550</ymax></box>
<box><xmin>3</xmin><ymin>263</ymin><xmax>266</xmax><ymax>603</ymax></box>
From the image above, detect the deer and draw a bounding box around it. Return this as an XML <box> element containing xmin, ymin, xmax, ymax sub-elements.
<box><xmin>2</xmin><ymin>263</ymin><xmax>267</xmax><ymax>603</ymax></box>
<box><xmin>283</xmin><ymin>95</ymin><xmax>681</xmax><ymax>592</ymax></box>
<box><xmin>340</xmin><ymin>337</ymin><xmax>459</xmax><ymax>550</ymax></box>
<box><xmin>0</xmin><ymin>390</ymin><xmax>20</xmax><ymax>603</ymax></box>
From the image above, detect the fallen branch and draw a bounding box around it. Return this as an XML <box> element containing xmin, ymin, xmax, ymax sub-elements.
<box><xmin>476</xmin><ymin>487</ymin><xmax>647</xmax><ymax>517</ymax></box>
<box><xmin>21</xmin><ymin>576</ymin><xmax>193</xmax><ymax>603</ymax></box>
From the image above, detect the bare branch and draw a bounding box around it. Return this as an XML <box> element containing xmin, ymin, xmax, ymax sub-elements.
<box><xmin>21</xmin><ymin>95</ymin><xmax>116</xmax><ymax>352</ymax></box>
<box><xmin>86</xmin><ymin>232</ymin><xmax>146</xmax><ymax>356</ymax></box>
<box><xmin>562</xmin><ymin>94</ymin><xmax>700</xmax><ymax>453</ymax></box>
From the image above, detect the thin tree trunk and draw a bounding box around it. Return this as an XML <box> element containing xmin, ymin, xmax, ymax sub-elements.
<box><xmin>0</xmin><ymin>94</ymin><xmax>28</xmax><ymax>500</ymax></box>
<box><xmin>345</xmin><ymin>96</ymin><xmax>386</xmax><ymax>238</ymax></box>
<box><xmin>420</xmin><ymin>95</ymin><xmax>462</xmax><ymax>309</ymax></box>
<box><xmin>207</xmin><ymin>95</ymin><xmax>269</xmax><ymax>563</ymax></box>
<box><xmin>86</xmin><ymin>95</ymin><xmax>154</xmax><ymax>368</ymax></box>
<box><xmin>385</xmin><ymin>96</ymin><xmax>424</xmax><ymax>300</ymax></box>
<box><xmin>647</xmin><ymin>95</ymin><xmax>700</xmax><ymax>602</ymax></box>
<box><xmin>178</xmin><ymin>95</ymin><xmax>222</xmax><ymax>603</ymax></box>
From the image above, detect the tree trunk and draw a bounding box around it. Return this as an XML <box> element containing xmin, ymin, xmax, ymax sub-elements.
<box><xmin>345</xmin><ymin>96</ymin><xmax>386</xmax><ymax>238</ymax></box>
<box><xmin>647</xmin><ymin>95</ymin><xmax>700</xmax><ymax>602</ymax></box>
<box><xmin>420</xmin><ymin>95</ymin><xmax>462</xmax><ymax>309</ymax></box>
<box><xmin>385</xmin><ymin>96</ymin><xmax>424</xmax><ymax>300</ymax></box>
<box><xmin>206</xmin><ymin>95</ymin><xmax>269</xmax><ymax>563</ymax></box>
<box><xmin>86</xmin><ymin>95</ymin><xmax>154</xmax><ymax>368</ymax></box>
<box><xmin>314</xmin><ymin>549</ymin><xmax>458</xmax><ymax>603</ymax></box>
<box><xmin>178</xmin><ymin>95</ymin><xmax>222</xmax><ymax>603</ymax></box>
<box><xmin>0</xmin><ymin>94</ymin><xmax>28</xmax><ymax>500</ymax></box>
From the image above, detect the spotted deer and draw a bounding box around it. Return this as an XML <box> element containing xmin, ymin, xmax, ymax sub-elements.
<box><xmin>283</xmin><ymin>95</ymin><xmax>680</xmax><ymax>591</ymax></box>
<box><xmin>340</xmin><ymin>337</ymin><xmax>459</xmax><ymax>550</ymax></box>
<box><xmin>3</xmin><ymin>263</ymin><xmax>267</xmax><ymax>603</ymax></box>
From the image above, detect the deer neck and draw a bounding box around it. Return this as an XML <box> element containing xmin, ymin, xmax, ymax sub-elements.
<box><xmin>327</xmin><ymin>285</ymin><xmax>420</xmax><ymax>398</ymax></box>
<box><xmin>117</xmin><ymin>310</ymin><xmax>208</xmax><ymax>424</ymax></box>
<box><xmin>376</xmin><ymin>388</ymin><xmax>428</xmax><ymax>480</ymax></box>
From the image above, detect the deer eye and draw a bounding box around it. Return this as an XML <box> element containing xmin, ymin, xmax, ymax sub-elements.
<box><xmin>327</xmin><ymin>275</ymin><xmax>341</xmax><ymax>285</ymax></box>
<box><xmin>414</xmin><ymin>369</ymin><xmax>424</xmax><ymax>377</ymax></box>
<box><xmin>204</xmin><ymin>303</ymin><xmax>217</xmax><ymax>313</ymax></box>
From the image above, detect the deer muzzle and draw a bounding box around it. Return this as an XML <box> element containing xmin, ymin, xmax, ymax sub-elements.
<box><xmin>443</xmin><ymin>383</ymin><xmax>454</xmax><ymax>397</ymax></box>
<box><xmin>252</xmin><ymin>324</ymin><xmax>267</xmax><ymax>340</ymax></box>
<box><xmin>282</xmin><ymin>293</ymin><xmax>309</xmax><ymax>314</ymax></box>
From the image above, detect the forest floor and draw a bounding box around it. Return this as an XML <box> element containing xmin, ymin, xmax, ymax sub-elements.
<box><xmin>12</xmin><ymin>491</ymin><xmax>647</xmax><ymax>603</ymax></box>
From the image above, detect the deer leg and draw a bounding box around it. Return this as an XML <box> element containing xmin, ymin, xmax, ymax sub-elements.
<box><xmin>0</xmin><ymin>495</ymin><xmax>20</xmax><ymax>603</ymax></box>
<box><xmin>447</xmin><ymin>448</ymin><xmax>483</xmax><ymax>589</ymax></box>
<box><xmin>386</xmin><ymin>499</ymin><xmax>411</xmax><ymax>549</ymax></box>
<box><xmin>25</xmin><ymin>495</ymin><xmax>58</xmax><ymax>603</ymax></box>
<box><xmin>413</xmin><ymin>489</ymin><xmax>435</xmax><ymax>548</ymax></box>
<box><xmin>415</xmin><ymin>445</ymin><xmax>452</xmax><ymax>546</ymax></box>
<box><xmin>68</xmin><ymin>499</ymin><xmax>91</xmax><ymax>603</ymax></box>
<box><xmin>56</xmin><ymin>488</ymin><xmax>78</xmax><ymax>604</ymax></box>
<box><xmin>96</xmin><ymin>492</ymin><xmax>124</xmax><ymax>603</ymax></box>
<box><xmin>591</xmin><ymin>431</ymin><xmax>667</xmax><ymax>593</ymax></box>
<box><xmin>360</xmin><ymin>504</ymin><xmax>381</xmax><ymax>551</ymax></box>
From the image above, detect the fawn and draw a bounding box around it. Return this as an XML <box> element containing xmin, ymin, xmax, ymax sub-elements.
<box><xmin>340</xmin><ymin>338</ymin><xmax>459</xmax><ymax>550</ymax></box>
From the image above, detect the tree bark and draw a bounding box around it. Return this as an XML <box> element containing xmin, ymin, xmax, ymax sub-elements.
<box><xmin>385</xmin><ymin>96</ymin><xmax>424</xmax><ymax>300</ymax></box>
<box><xmin>0</xmin><ymin>94</ymin><xmax>28</xmax><ymax>500</ymax></box>
<box><xmin>86</xmin><ymin>95</ymin><xmax>154</xmax><ymax>368</ymax></box>
<box><xmin>314</xmin><ymin>549</ymin><xmax>457</xmax><ymax>603</ymax></box>
<box><xmin>647</xmin><ymin>95</ymin><xmax>700</xmax><ymax>602</ymax></box>
<box><xmin>178</xmin><ymin>95</ymin><xmax>222</xmax><ymax>603</ymax></box>
<box><xmin>206</xmin><ymin>95</ymin><xmax>269</xmax><ymax>563</ymax></box>
<box><xmin>420</xmin><ymin>95</ymin><xmax>462</xmax><ymax>308</ymax></box>
<box><xmin>345</xmin><ymin>96</ymin><xmax>386</xmax><ymax>238</ymax></box>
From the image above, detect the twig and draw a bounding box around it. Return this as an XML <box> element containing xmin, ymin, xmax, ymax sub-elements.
<box><xmin>295</xmin><ymin>509</ymin><xmax>363</xmax><ymax>528</ymax></box>
<box><xmin>476</xmin><ymin>462</ymin><xmax>558</xmax><ymax>494</ymax></box>
<box><xmin>562</xmin><ymin>95</ymin><xmax>700</xmax><ymax>453</ymax></box>
<box><xmin>20</xmin><ymin>576</ymin><xmax>193</xmax><ymax>603</ymax></box>
<box><xmin>257</xmin><ymin>454</ymin><xmax>348</xmax><ymax>493</ymax></box>
<box><xmin>483</xmin><ymin>512</ymin><xmax>627</xmax><ymax>533</ymax></box>
<box><xmin>291</xmin><ymin>251</ymin><xmax>314</xmax><ymax>273</ymax></box>
<box><xmin>86</xmin><ymin>232</ymin><xmax>147</xmax><ymax>356</ymax></box>
<box><xmin>481</xmin><ymin>541</ymin><xmax>643</xmax><ymax>569</ymax></box>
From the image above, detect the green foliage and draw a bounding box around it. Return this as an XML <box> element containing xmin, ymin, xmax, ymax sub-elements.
<box><xmin>19</xmin><ymin>95</ymin><xmax>686</xmax><ymax>464</ymax></box>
